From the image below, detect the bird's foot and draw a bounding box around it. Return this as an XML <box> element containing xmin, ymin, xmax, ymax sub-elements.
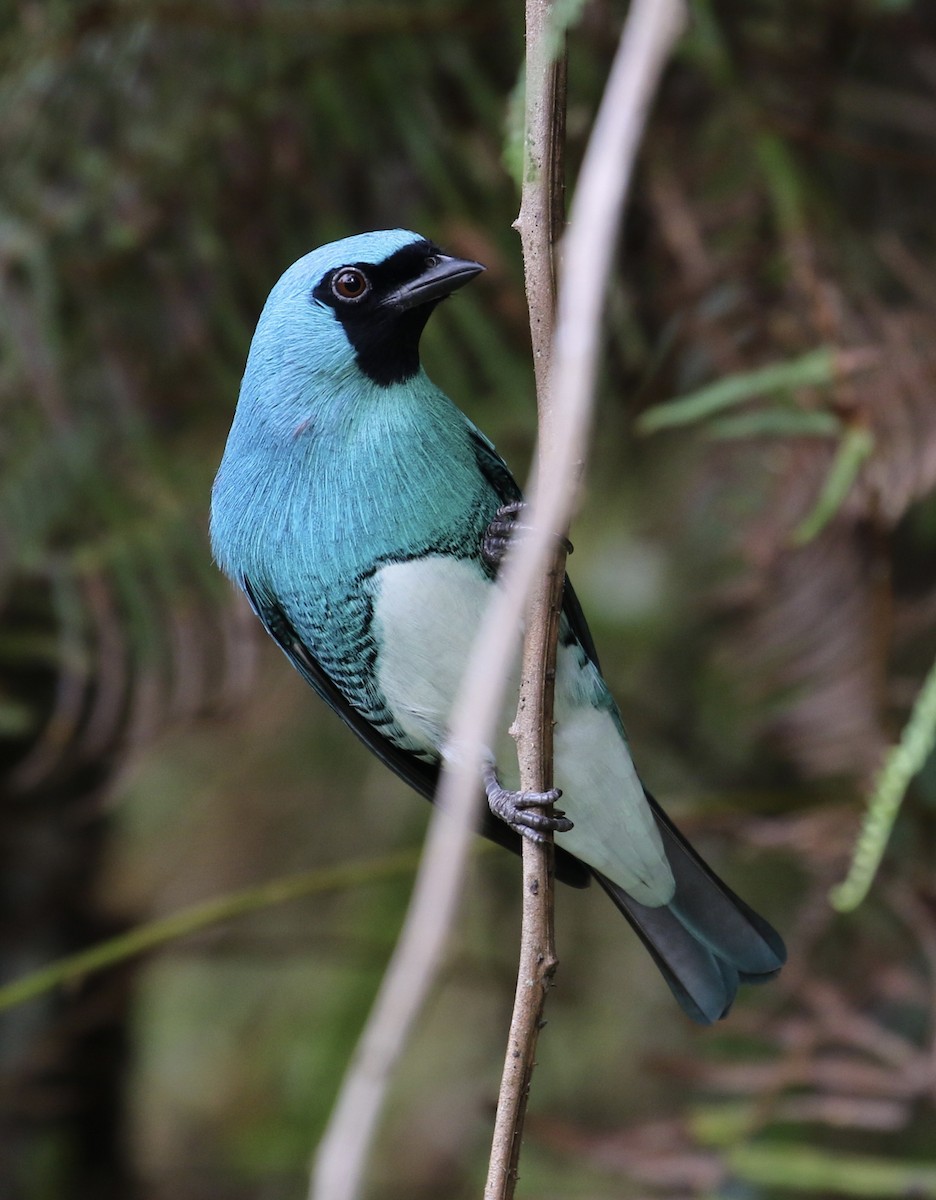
<box><xmin>483</xmin><ymin>762</ymin><xmax>573</xmax><ymax>843</ymax></box>
<box><xmin>481</xmin><ymin>500</ymin><xmax>573</xmax><ymax>570</ymax></box>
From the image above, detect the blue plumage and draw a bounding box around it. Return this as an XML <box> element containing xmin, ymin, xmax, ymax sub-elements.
<box><xmin>211</xmin><ymin>230</ymin><xmax>786</xmax><ymax>1023</ymax></box>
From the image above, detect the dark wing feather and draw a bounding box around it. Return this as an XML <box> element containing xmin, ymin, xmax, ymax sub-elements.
<box><xmin>242</xmin><ymin>575</ymin><xmax>592</xmax><ymax>888</ymax></box>
<box><xmin>560</xmin><ymin>578</ymin><xmax>602</xmax><ymax>673</ymax></box>
<box><xmin>644</xmin><ymin>790</ymin><xmax>787</xmax><ymax>977</ymax></box>
<box><xmin>469</xmin><ymin>425</ymin><xmax>523</xmax><ymax>508</ymax></box>
<box><xmin>469</xmin><ymin>426</ymin><xmax>602</xmax><ymax>671</ymax></box>
<box><xmin>243</xmin><ymin>576</ymin><xmax>439</xmax><ymax>800</ymax></box>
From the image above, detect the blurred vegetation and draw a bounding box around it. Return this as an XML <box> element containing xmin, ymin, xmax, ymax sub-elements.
<box><xmin>3</xmin><ymin>0</ymin><xmax>936</xmax><ymax>1197</ymax></box>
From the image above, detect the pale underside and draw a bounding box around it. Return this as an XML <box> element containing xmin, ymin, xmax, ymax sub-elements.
<box><xmin>371</xmin><ymin>554</ymin><xmax>675</xmax><ymax>906</ymax></box>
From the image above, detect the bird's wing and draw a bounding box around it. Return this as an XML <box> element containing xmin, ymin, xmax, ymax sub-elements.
<box><xmin>468</xmin><ymin>425</ymin><xmax>523</xmax><ymax>507</ymax></box>
<box><xmin>242</xmin><ymin>574</ymin><xmax>592</xmax><ymax>888</ymax></box>
<box><xmin>243</xmin><ymin>575</ymin><xmax>440</xmax><ymax>798</ymax></box>
<box><xmin>468</xmin><ymin>424</ymin><xmax>602</xmax><ymax>672</ymax></box>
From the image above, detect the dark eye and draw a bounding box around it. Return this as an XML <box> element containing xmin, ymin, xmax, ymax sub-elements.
<box><xmin>332</xmin><ymin>268</ymin><xmax>370</xmax><ymax>301</ymax></box>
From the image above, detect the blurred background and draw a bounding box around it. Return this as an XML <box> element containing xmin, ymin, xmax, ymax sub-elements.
<box><xmin>3</xmin><ymin>0</ymin><xmax>936</xmax><ymax>1196</ymax></box>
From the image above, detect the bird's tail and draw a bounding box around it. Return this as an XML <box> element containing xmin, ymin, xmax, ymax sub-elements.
<box><xmin>593</xmin><ymin>794</ymin><xmax>786</xmax><ymax>1024</ymax></box>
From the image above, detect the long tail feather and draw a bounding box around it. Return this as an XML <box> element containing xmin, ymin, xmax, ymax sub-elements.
<box><xmin>594</xmin><ymin>793</ymin><xmax>786</xmax><ymax>1024</ymax></box>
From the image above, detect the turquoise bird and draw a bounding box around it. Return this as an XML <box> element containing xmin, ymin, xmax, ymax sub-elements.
<box><xmin>210</xmin><ymin>229</ymin><xmax>785</xmax><ymax>1023</ymax></box>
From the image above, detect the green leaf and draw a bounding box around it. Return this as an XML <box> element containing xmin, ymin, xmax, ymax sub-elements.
<box><xmin>729</xmin><ymin>1143</ymin><xmax>936</xmax><ymax>1197</ymax></box>
<box><xmin>0</xmin><ymin>848</ymin><xmax>424</xmax><ymax>1014</ymax></box>
<box><xmin>637</xmin><ymin>347</ymin><xmax>837</xmax><ymax>434</ymax></box>
<box><xmin>830</xmin><ymin>653</ymin><xmax>936</xmax><ymax>912</ymax></box>
<box><xmin>707</xmin><ymin>407</ymin><xmax>842</xmax><ymax>440</ymax></box>
<box><xmin>792</xmin><ymin>423</ymin><xmax>874</xmax><ymax>546</ymax></box>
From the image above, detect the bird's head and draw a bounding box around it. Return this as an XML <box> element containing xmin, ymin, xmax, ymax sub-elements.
<box><xmin>212</xmin><ymin>231</ymin><xmax>484</xmax><ymax>574</ymax></box>
<box><xmin>246</xmin><ymin>230</ymin><xmax>485</xmax><ymax>399</ymax></box>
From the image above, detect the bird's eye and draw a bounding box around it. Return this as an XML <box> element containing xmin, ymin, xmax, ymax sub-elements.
<box><xmin>424</xmin><ymin>255</ymin><xmax>441</xmax><ymax>269</ymax></box>
<box><xmin>332</xmin><ymin>268</ymin><xmax>370</xmax><ymax>301</ymax></box>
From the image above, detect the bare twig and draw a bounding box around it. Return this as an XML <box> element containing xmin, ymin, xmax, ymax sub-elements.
<box><xmin>485</xmin><ymin>3</ymin><xmax>686</xmax><ymax>1195</ymax></box>
<box><xmin>310</xmin><ymin>4</ymin><xmax>684</xmax><ymax>1196</ymax></box>
<box><xmin>484</xmin><ymin>1</ymin><xmax>567</xmax><ymax>1194</ymax></box>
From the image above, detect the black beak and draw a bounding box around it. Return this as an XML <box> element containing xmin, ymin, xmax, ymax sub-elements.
<box><xmin>384</xmin><ymin>254</ymin><xmax>485</xmax><ymax>312</ymax></box>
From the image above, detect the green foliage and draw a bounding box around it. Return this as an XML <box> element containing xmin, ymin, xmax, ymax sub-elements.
<box><xmin>636</xmin><ymin>347</ymin><xmax>839</xmax><ymax>434</ymax></box>
<box><xmin>792</xmin><ymin>423</ymin><xmax>875</xmax><ymax>545</ymax></box>
<box><xmin>0</xmin><ymin>847</ymin><xmax>424</xmax><ymax>1014</ymax></box>
<box><xmin>831</xmin><ymin>653</ymin><xmax>936</xmax><ymax>912</ymax></box>
<box><xmin>726</xmin><ymin>1145</ymin><xmax>936</xmax><ymax>1197</ymax></box>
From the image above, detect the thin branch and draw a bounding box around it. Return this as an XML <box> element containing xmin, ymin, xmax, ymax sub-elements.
<box><xmin>486</xmin><ymin>3</ymin><xmax>687</xmax><ymax>1194</ymax></box>
<box><xmin>0</xmin><ymin>848</ymin><xmax>424</xmax><ymax>1014</ymax></box>
<box><xmin>484</xmin><ymin>0</ymin><xmax>566</xmax><ymax>1193</ymax></box>
<box><xmin>310</xmin><ymin>4</ymin><xmax>685</xmax><ymax>1196</ymax></box>
<box><xmin>514</xmin><ymin>0</ymin><xmax>566</xmax><ymax>398</ymax></box>
<box><xmin>310</xmin><ymin>736</ymin><xmax>485</xmax><ymax>1200</ymax></box>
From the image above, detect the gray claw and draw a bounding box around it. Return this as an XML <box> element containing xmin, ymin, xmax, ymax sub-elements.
<box><xmin>481</xmin><ymin>501</ymin><xmax>573</xmax><ymax>570</ymax></box>
<box><xmin>483</xmin><ymin>762</ymin><xmax>573</xmax><ymax>842</ymax></box>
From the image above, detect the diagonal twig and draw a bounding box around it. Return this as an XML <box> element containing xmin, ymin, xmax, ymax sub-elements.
<box><xmin>310</xmin><ymin>4</ymin><xmax>685</xmax><ymax>1196</ymax></box>
<box><xmin>486</xmin><ymin>3</ymin><xmax>687</xmax><ymax>1195</ymax></box>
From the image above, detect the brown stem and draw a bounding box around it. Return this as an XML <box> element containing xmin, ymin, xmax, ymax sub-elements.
<box><xmin>485</xmin><ymin>1</ymin><xmax>687</xmax><ymax>1194</ymax></box>
<box><xmin>484</xmin><ymin>3</ymin><xmax>568</xmax><ymax>1196</ymax></box>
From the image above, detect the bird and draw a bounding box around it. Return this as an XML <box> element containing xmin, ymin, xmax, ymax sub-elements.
<box><xmin>210</xmin><ymin>229</ymin><xmax>786</xmax><ymax>1024</ymax></box>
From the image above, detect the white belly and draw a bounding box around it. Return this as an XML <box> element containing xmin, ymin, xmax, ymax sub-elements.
<box><xmin>371</xmin><ymin>555</ymin><xmax>673</xmax><ymax>905</ymax></box>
